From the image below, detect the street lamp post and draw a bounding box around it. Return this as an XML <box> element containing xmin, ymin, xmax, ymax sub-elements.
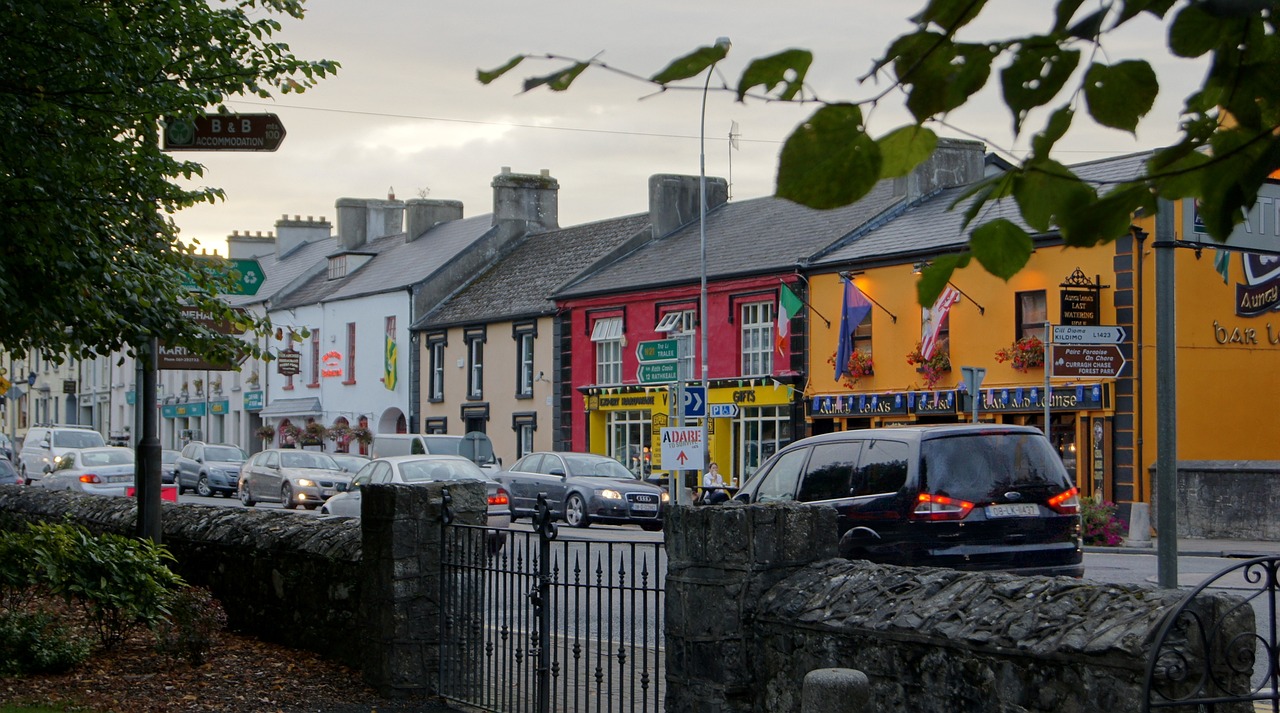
<box><xmin>698</xmin><ymin>37</ymin><xmax>730</xmax><ymax>504</ymax></box>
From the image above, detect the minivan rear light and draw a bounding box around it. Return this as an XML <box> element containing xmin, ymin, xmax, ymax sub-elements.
<box><xmin>1047</xmin><ymin>487</ymin><xmax>1080</xmax><ymax>515</ymax></box>
<box><xmin>489</xmin><ymin>488</ymin><xmax>509</xmax><ymax>507</ymax></box>
<box><xmin>79</xmin><ymin>474</ymin><xmax>101</xmax><ymax>484</ymax></box>
<box><xmin>912</xmin><ymin>493</ymin><xmax>974</xmax><ymax>521</ymax></box>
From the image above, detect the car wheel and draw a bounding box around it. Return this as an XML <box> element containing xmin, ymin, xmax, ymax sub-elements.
<box><xmin>240</xmin><ymin>484</ymin><xmax>256</xmax><ymax>507</ymax></box>
<box><xmin>195</xmin><ymin>476</ymin><xmax>213</xmax><ymax>497</ymax></box>
<box><xmin>564</xmin><ymin>493</ymin><xmax>590</xmax><ymax>528</ymax></box>
<box><xmin>641</xmin><ymin>522</ymin><xmax>663</xmax><ymax>532</ymax></box>
<box><xmin>281</xmin><ymin>483</ymin><xmax>297</xmax><ymax>509</ymax></box>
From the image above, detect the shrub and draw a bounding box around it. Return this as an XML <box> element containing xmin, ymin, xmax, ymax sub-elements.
<box><xmin>153</xmin><ymin>586</ymin><xmax>227</xmax><ymax>666</ymax></box>
<box><xmin>1081</xmin><ymin>498</ymin><xmax>1128</xmax><ymax>546</ymax></box>
<box><xmin>0</xmin><ymin>610</ymin><xmax>92</xmax><ymax>676</ymax></box>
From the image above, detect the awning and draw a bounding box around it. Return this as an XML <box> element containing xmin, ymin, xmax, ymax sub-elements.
<box><xmin>257</xmin><ymin>397</ymin><xmax>323</xmax><ymax>418</ymax></box>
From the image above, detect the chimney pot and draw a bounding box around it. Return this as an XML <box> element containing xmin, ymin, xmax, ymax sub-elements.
<box><xmin>501</xmin><ymin>166</ymin><xmax>511</xmax><ymax>174</ymax></box>
<box><xmin>540</xmin><ymin>169</ymin><xmax>550</xmax><ymax>177</ymax></box>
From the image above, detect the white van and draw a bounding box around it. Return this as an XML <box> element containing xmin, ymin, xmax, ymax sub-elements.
<box><xmin>19</xmin><ymin>424</ymin><xmax>107</xmax><ymax>484</ymax></box>
<box><xmin>370</xmin><ymin>432</ymin><xmax>500</xmax><ymax>474</ymax></box>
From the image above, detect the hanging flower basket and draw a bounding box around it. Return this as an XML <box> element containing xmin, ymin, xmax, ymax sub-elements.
<box><xmin>279</xmin><ymin>423</ymin><xmax>302</xmax><ymax>445</ymax></box>
<box><xmin>828</xmin><ymin>349</ymin><xmax>874</xmax><ymax>388</ymax></box>
<box><xmin>905</xmin><ymin>342</ymin><xmax>951</xmax><ymax>389</ymax></box>
<box><xmin>994</xmin><ymin>336</ymin><xmax>1045</xmax><ymax>372</ymax></box>
<box><xmin>256</xmin><ymin>425</ymin><xmax>276</xmax><ymax>442</ymax></box>
<box><xmin>350</xmin><ymin>427</ymin><xmax>373</xmax><ymax>446</ymax></box>
<box><xmin>302</xmin><ymin>422</ymin><xmax>328</xmax><ymax>444</ymax></box>
<box><xmin>328</xmin><ymin>424</ymin><xmax>351</xmax><ymax>442</ymax></box>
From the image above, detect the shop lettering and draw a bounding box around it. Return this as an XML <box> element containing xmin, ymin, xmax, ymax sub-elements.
<box><xmin>732</xmin><ymin>390</ymin><xmax>756</xmax><ymax>404</ymax></box>
<box><xmin>1050</xmin><ymin>393</ymin><xmax>1079</xmax><ymax>408</ymax></box>
<box><xmin>1213</xmin><ymin>320</ymin><xmax>1262</xmax><ymax>345</ymax></box>
<box><xmin>598</xmin><ymin>395</ymin><xmax>656</xmax><ymax>407</ymax></box>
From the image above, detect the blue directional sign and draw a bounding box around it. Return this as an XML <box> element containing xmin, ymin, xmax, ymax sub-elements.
<box><xmin>709</xmin><ymin>403</ymin><xmax>739</xmax><ymax>418</ymax></box>
<box><xmin>683</xmin><ymin>386</ymin><xmax>706</xmax><ymax>418</ymax></box>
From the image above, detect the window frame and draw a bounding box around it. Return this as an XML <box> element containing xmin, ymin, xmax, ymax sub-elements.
<box><xmin>426</xmin><ymin>332</ymin><xmax>446</xmax><ymax>402</ymax></box>
<box><xmin>1016</xmin><ymin>290</ymin><xmax>1049</xmax><ymax>341</ymax></box>
<box><xmin>465</xmin><ymin>326</ymin><xmax>486</xmax><ymax>400</ymax></box>
<box><xmin>739</xmin><ymin>300</ymin><xmax>774</xmax><ymax>377</ymax></box>
<box><xmin>590</xmin><ymin>316</ymin><xmax>624</xmax><ymax>386</ymax></box>
<box><xmin>343</xmin><ymin>322</ymin><xmax>357</xmax><ymax>385</ymax></box>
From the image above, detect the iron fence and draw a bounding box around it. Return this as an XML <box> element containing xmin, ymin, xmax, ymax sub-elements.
<box><xmin>439</xmin><ymin>492</ymin><xmax>666</xmax><ymax>713</ymax></box>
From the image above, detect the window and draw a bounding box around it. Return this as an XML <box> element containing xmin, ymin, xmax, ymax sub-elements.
<box><xmin>327</xmin><ymin>255</ymin><xmax>347</xmax><ymax>280</ymax></box>
<box><xmin>735</xmin><ymin>405</ymin><xmax>792</xmax><ymax>484</ymax></box>
<box><xmin>513</xmin><ymin>413</ymin><xmax>537</xmax><ymax>458</ymax></box>
<box><xmin>513</xmin><ymin>323</ymin><xmax>536</xmax><ymax>398</ymax></box>
<box><xmin>429</xmin><ymin>341</ymin><xmax>445</xmax><ymax>401</ymax></box>
<box><xmin>852</xmin><ymin>308</ymin><xmax>873</xmax><ymax>357</ymax></box>
<box><xmin>658</xmin><ymin>308</ymin><xmax>697</xmax><ymax>379</ymax></box>
<box><xmin>591</xmin><ymin>316</ymin><xmax>623</xmax><ymax>386</ymax></box>
<box><xmin>1016</xmin><ymin>290</ymin><xmax>1048</xmax><ymax>340</ymax></box>
<box><xmin>466</xmin><ymin>328</ymin><xmax>485</xmax><ymax>399</ymax></box>
<box><xmin>740</xmin><ymin>302</ymin><xmax>773</xmax><ymax>376</ymax></box>
<box><xmin>797</xmin><ymin>442</ymin><xmax>863</xmax><ymax>502</ymax></box>
<box><xmin>344</xmin><ymin>323</ymin><xmax>356</xmax><ymax>385</ymax></box>
<box><xmin>754</xmin><ymin>448</ymin><xmax>808</xmax><ymax>503</ymax></box>
<box><xmin>606</xmin><ymin>409</ymin><xmax>651</xmax><ymax>478</ymax></box>
<box><xmin>309</xmin><ymin>330</ymin><xmax>321</xmax><ymax>387</ymax></box>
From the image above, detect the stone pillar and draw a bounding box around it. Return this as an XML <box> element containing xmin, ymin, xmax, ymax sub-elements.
<box><xmin>360</xmin><ymin>481</ymin><xmax>487</xmax><ymax>697</ymax></box>
<box><xmin>664</xmin><ymin>502</ymin><xmax>838</xmax><ymax>712</ymax></box>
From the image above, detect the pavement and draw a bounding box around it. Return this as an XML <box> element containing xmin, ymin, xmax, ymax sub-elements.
<box><xmin>1087</xmin><ymin>535</ymin><xmax>1279</xmax><ymax>558</ymax></box>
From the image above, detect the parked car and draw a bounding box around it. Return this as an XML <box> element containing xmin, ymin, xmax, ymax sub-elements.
<box><xmin>161</xmin><ymin>449</ymin><xmax>181</xmax><ymax>484</ymax></box>
<box><xmin>33</xmin><ymin>446</ymin><xmax>135</xmax><ymax>497</ymax></box>
<box><xmin>496</xmin><ymin>452</ymin><xmax>668</xmax><ymax>531</ymax></box>
<box><xmin>0</xmin><ymin>457</ymin><xmax>20</xmax><ymax>486</ymax></box>
<box><xmin>175</xmin><ymin>442</ymin><xmax>248</xmax><ymax>497</ymax></box>
<box><xmin>239</xmin><ymin>449</ymin><xmax>352</xmax><ymax>510</ymax></box>
<box><xmin>732</xmin><ymin>424</ymin><xmax>1083</xmax><ymax>577</ymax></box>
<box><xmin>321</xmin><ymin>455</ymin><xmax>511</xmax><ymax>530</ymax></box>
<box><xmin>18</xmin><ymin>424</ymin><xmax>107</xmax><ymax>484</ymax></box>
<box><xmin>329</xmin><ymin>453</ymin><xmax>370</xmax><ymax>474</ymax></box>
<box><xmin>0</xmin><ymin>433</ymin><xmax>14</xmax><ymax>462</ymax></box>
<box><xmin>370</xmin><ymin>432</ymin><xmax>500</xmax><ymax>474</ymax></box>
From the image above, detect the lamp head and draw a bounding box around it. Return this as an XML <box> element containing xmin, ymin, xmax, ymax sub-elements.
<box><xmin>912</xmin><ymin>261</ymin><xmax>928</xmax><ymax>275</ymax></box>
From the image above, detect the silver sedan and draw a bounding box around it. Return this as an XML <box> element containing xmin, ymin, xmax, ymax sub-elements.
<box><xmin>321</xmin><ymin>455</ymin><xmax>510</xmax><ymax>528</ymax></box>
<box><xmin>35</xmin><ymin>446</ymin><xmax>135</xmax><ymax>497</ymax></box>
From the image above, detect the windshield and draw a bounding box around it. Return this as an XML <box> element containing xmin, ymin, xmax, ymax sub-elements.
<box><xmin>52</xmin><ymin>430</ymin><xmax>106</xmax><ymax>449</ymax></box>
<box><xmin>280</xmin><ymin>452</ymin><xmax>339</xmax><ymax>470</ymax></box>
<box><xmin>425</xmin><ymin>433</ymin><xmax>496</xmax><ymax>466</ymax></box>
<box><xmin>399</xmin><ymin>458</ymin><xmax>489</xmax><ymax>483</ymax></box>
<box><xmin>920</xmin><ymin>432</ymin><xmax>1073</xmax><ymax>505</ymax></box>
<box><xmin>80</xmin><ymin>450</ymin><xmax>134</xmax><ymax>467</ymax></box>
<box><xmin>563</xmin><ymin>454</ymin><xmax>636</xmax><ymax>479</ymax></box>
<box><xmin>205</xmin><ymin>446</ymin><xmax>247</xmax><ymax>463</ymax></box>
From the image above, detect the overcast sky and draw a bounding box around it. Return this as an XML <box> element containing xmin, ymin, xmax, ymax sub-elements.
<box><xmin>174</xmin><ymin>0</ymin><xmax>1206</xmax><ymax>254</ymax></box>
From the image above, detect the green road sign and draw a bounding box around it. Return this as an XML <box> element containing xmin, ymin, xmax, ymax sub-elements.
<box><xmin>637</xmin><ymin>338</ymin><xmax>679</xmax><ymax>362</ymax></box>
<box><xmin>182</xmin><ymin>257</ymin><xmax>264</xmax><ymax>296</ymax></box>
<box><xmin>638</xmin><ymin>361</ymin><xmax>679</xmax><ymax>384</ymax></box>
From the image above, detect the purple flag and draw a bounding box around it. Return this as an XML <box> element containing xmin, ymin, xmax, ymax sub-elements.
<box><xmin>834</xmin><ymin>279</ymin><xmax>873</xmax><ymax>379</ymax></box>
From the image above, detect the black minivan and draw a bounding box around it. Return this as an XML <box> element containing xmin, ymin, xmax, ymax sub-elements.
<box><xmin>733</xmin><ymin>424</ymin><xmax>1083</xmax><ymax>577</ymax></box>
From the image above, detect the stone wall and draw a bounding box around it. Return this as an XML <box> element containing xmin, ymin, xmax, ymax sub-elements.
<box><xmin>1151</xmin><ymin>461</ymin><xmax>1280</xmax><ymax>540</ymax></box>
<box><xmin>666</xmin><ymin>501</ymin><xmax>1248</xmax><ymax>713</ymax></box>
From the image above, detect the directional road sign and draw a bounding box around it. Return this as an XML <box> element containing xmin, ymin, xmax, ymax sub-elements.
<box><xmin>709</xmin><ymin>403</ymin><xmax>739</xmax><ymax>418</ymax></box>
<box><xmin>1050</xmin><ymin>344</ymin><xmax>1127</xmax><ymax>378</ymax></box>
<box><xmin>637</xmin><ymin>339</ymin><xmax>679</xmax><ymax>362</ymax></box>
<box><xmin>638</xmin><ymin>361</ymin><xmax>679</xmax><ymax>384</ymax></box>
<box><xmin>163</xmin><ymin>113</ymin><xmax>287</xmax><ymax>152</ymax></box>
<box><xmin>1052</xmin><ymin>325</ymin><xmax>1127</xmax><ymax>345</ymax></box>
<box><xmin>683</xmin><ymin>386</ymin><xmax>706</xmax><ymax>418</ymax></box>
<box><xmin>182</xmin><ymin>257</ymin><xmax>265</xmax><ymax>296</ymax></box>
<box><xmin>660</xmin><ymin>427</ymin><xmax>705</xmax><ymax>471</ymax></box>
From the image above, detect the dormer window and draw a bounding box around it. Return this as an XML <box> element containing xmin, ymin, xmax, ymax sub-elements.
<box><xmin>328</xmin><ymin>255</ymin><xmax>347</xmax><ymax>280</ymax></box>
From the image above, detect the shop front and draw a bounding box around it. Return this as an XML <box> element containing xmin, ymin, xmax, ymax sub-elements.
<box><xmin>808</xmin><ymin>381</ymin><xmax>1116</xmax><ymax>498</ymax></box>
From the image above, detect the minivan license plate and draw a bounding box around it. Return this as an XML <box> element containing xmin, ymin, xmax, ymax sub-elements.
<box><xmin>985</xmin><ymin>503</ymin><xmax>1039</xmax><ymax>518</ymax></box>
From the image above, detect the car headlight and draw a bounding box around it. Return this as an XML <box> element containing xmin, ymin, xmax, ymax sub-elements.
<box><xmin>600</xmin><ymin>489</ymin><xmax>622</xmax><ymax>500</ymax></box>
<box><xmin>296</xmin><ymin>478</ymin><xmax>316</xmax><ymax>487</ymax></box>
<box><xmin>660</xmin><ymin>492</ymin><xmax>670</xmax><ymax>503</ymax></box>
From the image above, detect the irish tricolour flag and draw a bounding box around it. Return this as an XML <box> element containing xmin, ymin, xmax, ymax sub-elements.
<box><xmin>776</xmin><ymin>283</ymin><xmax>803</xmax><ymax>354</ymax></box>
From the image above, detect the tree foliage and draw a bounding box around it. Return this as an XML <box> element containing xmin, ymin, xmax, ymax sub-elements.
<box><xmin>0</xmin><ymin>0</ymin><xmax>337</xmax><ymax>361</ymax></box>
<box><xmin>481</xmin><ymin>0</ymin><xmax>1280</xmax><ymax>304</ymax></box>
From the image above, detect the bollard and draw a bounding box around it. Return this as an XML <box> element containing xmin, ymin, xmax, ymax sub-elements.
<box><xmin>801</xmin><ymin>668</ymin><xmax>869</xmax><ymax>713</ymax></box>
<box><xmin>1125</xmin><ymin>502</ymin><xmax>1153</xmax><ymax>548</ymax></box>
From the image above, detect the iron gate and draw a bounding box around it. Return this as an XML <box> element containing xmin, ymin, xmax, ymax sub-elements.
<box><xmin>439</xmin><ymin>491</ymin><xmax>666</xmax><ymax>713</ymax></box>
<box><xmin>1144</xmin><ymin>555</ymin><xmax>1280</xmax><ymax>712</ymax></box>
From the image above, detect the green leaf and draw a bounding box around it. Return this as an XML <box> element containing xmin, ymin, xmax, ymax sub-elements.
<box><xmin>1066</xmin><ymin>8</ymin><xmax>1108</xmax><ymax>40</ymax></box>
<box><xmin>970</xmin><ymin>219</ymin><xmax>1034</xmax><ymax>279</ymax></box>
<box><xmin>917</xmin><ymin>253</ymin><xmax>971</xmax><ymax>306</ymax></box>
<box><xmin>1116</xmin><ymin>0</ymin><xmax>1177</xmax><ymax>24</ymax></box>
<box><xmin>1055</xmin><ymin>186</ymin><xmax>1146</xmax><ymax>247</ymax></box>
<box><xmin>736</xmin><ymin>49</ymin><xmax>812</xmax><ymax>101</ymax></box>
<box><xmin>1000</xmin><ymin>43</ymin><xmax>1080</xmax><ymax>134</ymax></box>
<box><xmin>896</xmin><ymin>38</ymin><xmax>996</xmax><ymax>120</ymax></box>
<box><xmin>1030</xmin><ymin>106</ymin><xmax>1075</xmax><ymax>158</ymax></box>
<box><xmin>1168</xmin><ymin>3</ymin><xmax>1226</xmax><ymax>58</ymax></box>
<box><xmin>911</xmin><ymin>0</ymin><xmax>990</xmax><ymax>31</ymax></box>
<box><xmin>776</xmin><ymin>104</ymin><xmax>881</xmax><ymax>209</ymax></box>
<box><xmin>477</xmin><ymin>55</ymin><xmax>524</xmax><ymax>85</ymax></box>
<box><xmin>1052</xmin><ymin>0</ymin><xmax>1087</xmax><ymax>33</ymax></box>
<box><xmin>524</xmin><ymin>62</ymin><xmax>588</xmax><ymax>92</ymax></box>
<box><xmin>876</xmin><ymin>125</ymin><xmax>938</xmax><ymax>179</ymax></box>
<box><xmin>1149</xmin><ymin>146</ymin><xmax>1210</xmax><ymax>199</ymax></box>
<box><xmin>954</xmin><ymin>172</ymin><xmax>1017</xmax><ymax>230</ymax></box>
<box><xmin>650</xmin><ymin>42</ymin><xmax>730</xmax><ymax>85</ymax></box>
<box><xmin>1013</xmin><ymin>160</ymin><xmax>1093</xmax><ymax>232</ymax></box>
<box><xmin>1083</xmin><ymin>60</ymin><xmax>1158</xmax><ymax>132</ymax></box>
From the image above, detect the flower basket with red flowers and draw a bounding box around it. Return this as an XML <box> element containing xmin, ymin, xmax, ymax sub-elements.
<box><xmin>827</xmin><ymin>348</ymin><xmax>874</xmax><ymax>387</ymax></box>
<box><xmin>905</xmin><ymin>342</ymin><xmax>951</xmax><ymax>388</ymax></box>
<box><xmin>994</xmin><ymin>336</ymin><xmax>1045</xmax><ymax>372</ymax></box>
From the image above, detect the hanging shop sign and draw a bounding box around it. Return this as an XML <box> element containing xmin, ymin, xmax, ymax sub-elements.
<box><xmin>1059</xmin><ymin>268</ymin><xmax>1107</xmax><ymax>327</ymax></box>
<box><xmin>276</xmin><ymin>349</ymin><xmax>301</xmax><ymax>376</ymax></box>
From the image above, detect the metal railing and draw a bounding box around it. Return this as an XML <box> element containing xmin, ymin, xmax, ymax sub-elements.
<box><xmin>439</xmin><ymin>492</ymin><xmax>666</xmax><ymax>713</ymax></box>
<box><xmin>1144</xmin><ymin>555</ymin><xmax>1280</xmax><ymax>712</ymax></box>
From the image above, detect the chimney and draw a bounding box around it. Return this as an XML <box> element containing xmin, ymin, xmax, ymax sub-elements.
<box><xmin>648</xmin><ymin>174</ymin><xmax>728</xmax><ymax>239</ymax></box>
<box><xmin>492</xmin><ymin>168</ymin><xmax>559</xmax><ymax>238</ymax></box>
<box><xmin>901</xmin><ymin>137</ymin><xmax>985</xmax><ymax>202</ymax></box>
<box><xmin>405</xmin><ymin>199</ymin><xmax>464</xmax><ymax>242</ymax></box>
<box><xmin>271</xmin><ymin>214</ymin><xmax>331</xmax><ymax>258</ymax></box>
<box><xmin>335</xmin><ymin>197</ymin><xmax>405</xmax><ymax>250</ymax></box>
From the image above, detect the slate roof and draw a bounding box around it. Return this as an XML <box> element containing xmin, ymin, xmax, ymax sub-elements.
<box><xmin>555</xmin><ymin>179</ymin><xmax>906</xmax><ymax>299</ymax></box>
<box><xmin>416</xmin><ymin>213</ymin><xmax>652</xmax><ymax>330</ymax></box>
<box><xmin>271</xmin><ymin>214</ymin><xmax>495</xmax><ymax>310</ymax></box>
<box><xmin>812</xmin><ymin>150</ymin><xmax>1154</xmax><ymax>268</ymax></box>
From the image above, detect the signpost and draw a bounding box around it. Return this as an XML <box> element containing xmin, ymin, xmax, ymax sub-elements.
<box><xmin>638</xmin><ymin>362</ymin><xmax>679</xmax><ymax>384</ymax></box>
<box><xmin>182</xmin><ymin>257</ymin><xmax>265</xmax><ymax>297</ymax></box>
<box><xmin>637</xmin><ymin>339</ymin><xmax>678</xmax><ymax>362</ymax></box>
<box><xmin>1050</xmin><ymin>344</ymin><xmax>1127</xmax><ymax>378</ymax></box>
<box><xmin>709</xmin><ymin>403</ymin><xmax>739</xmax><ymax>418</ymax></box>
<box><xmin>163</xmin><ymin>113</ymin><xmax>287</xmax><ymax>152</ymax></box>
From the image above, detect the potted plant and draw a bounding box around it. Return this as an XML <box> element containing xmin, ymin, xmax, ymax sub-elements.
<box><xmin>994</xmin><ymin>336</ymin><xmax>1045</xmax><ymax>372</ymax></box>
<box><xmin>245</xmin><ymin>371</ymin><xmax>260</xmax><ymax>388</ymax></box>
<box><xmin>256</xmin><ymin>425</ymin><xmax>276</xmax><ymax>443</ymax></box>
<box><xmin>905</xmin><ymin>342</ymin><xmax>951</xmax><ymax>389</ymax></box>
<box><xmin>192</xmin><ymin>377</ymin><xmax>204</xmax><ymax>395</ymax></box>
<box><xmin>828</xmin><ymin>348</ymin><xmax>874</xmax><ymax>388</ymax></box>
<box><xmin>350</xmin><ymin>426</ymin><xmax>373</xmax><ymax>447</ymax></box>
<box><xmin>303</xmin><ymin>422</ymin><xmax>328</xmax><ymax>446</ymax></box>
